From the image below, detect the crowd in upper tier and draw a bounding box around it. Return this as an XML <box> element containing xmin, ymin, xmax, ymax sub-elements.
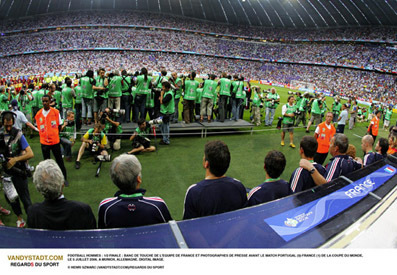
<box><xmin>1</xmin><ymin>28</ymin><xmax>396</xmax><ymax>72</ymax></box>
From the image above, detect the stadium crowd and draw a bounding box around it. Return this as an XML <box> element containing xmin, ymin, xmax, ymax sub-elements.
<box><xmin>1</xmin><ymin>11</ymin><xmax>396</xmax><ymax>42</ymax></box>
<box><xmin>0</xmin><ymin>51</ymin><xmax>395</xmax><ymax>104</ymax></box>
<box><xmin>1</xmin><ymin>28</ymin><xmax>396</xmax><ymax>72</ymax></box>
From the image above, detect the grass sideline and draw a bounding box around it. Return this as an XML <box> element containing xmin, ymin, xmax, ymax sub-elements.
<box><xmin>0</xmin><ymin>84</ymin><xmax>394</xmax><ymax>227</ymax></box>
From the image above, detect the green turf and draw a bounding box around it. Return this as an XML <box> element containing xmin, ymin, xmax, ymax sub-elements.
<box><xmin>0</xmin><ymin>84</ymin><xmax>393</xmax><ymax>226</ymax></box>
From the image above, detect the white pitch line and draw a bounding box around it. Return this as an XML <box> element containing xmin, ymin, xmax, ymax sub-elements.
<box><xmin>353</xmin><ymin>134</ymin><xmax>363</xmax><ymax>138</ymax></box>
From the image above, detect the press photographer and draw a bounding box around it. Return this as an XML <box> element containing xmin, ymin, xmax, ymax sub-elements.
<box><xmin>75</xmin><ymin>123</ymin><xmax>109</xmax><ymax>170</ymax></box>
<box><xmin>99</xmin><ymin>107</ymin><xmax>123</xmax><ymax>151</ymax></box>
<box><xmin>128</xmin><ymin>118</ymin><xmax>157</xmax><ymax>155</ymax></box>
<box><xmin>93</xmin><ymin>68</ymin><xmax>108</xmax><ymax>124</ymax></box>
<box><xmin>0</xmin><ymin>111</ymin><xmax>34</xmax><ymax>228</ymax></box>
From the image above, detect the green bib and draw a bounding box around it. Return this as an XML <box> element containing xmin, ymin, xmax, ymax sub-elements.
<box><xmin>184</xmin><ymin>79</ymin><xmax>199</xmax><ymax>101</ymax></box>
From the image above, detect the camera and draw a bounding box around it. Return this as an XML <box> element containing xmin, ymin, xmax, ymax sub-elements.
<box><xmin>65</xmin><ymin>120</ymin><xmax>74</xmax><ymax>127</ymax></box>
<box><xmin>96</xmin><ymin>155</ymin><xmax>111</xmax><ymax>162</ymax></box>
<box><xmin>294</xmin><ymin>110</ymin><xmax>301</xmax><ymax>115</ymax></box>
<box><xmin>149</xmin><ymin>117</ymin><xmax>163</xmax><ymax>125</ymax></box>
<box><xmin>91</xmin><ymin>142</ymin><xmax>99</xmax><ymax>153</ymax></box>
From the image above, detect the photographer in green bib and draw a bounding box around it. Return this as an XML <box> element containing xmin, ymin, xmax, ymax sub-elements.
<box><xmin>170</xmin><ymin>72</ymin><xmax>182</xmax><ymax>123</ymax></box>
<box><xmin>264</xmin><ymin>88</ymin><xmax>280</xmax><ymax>126</ymax></box>
<box><xmin>80</xmin><ymin>70</ymin><xmax>95</xmax><ymax>125</ymax></box>
<box><xmin>99</xmin><ymin>107</ymin><xmax>123</xmax><ymax>151</ymax></box>
<box><xmin>159</xmin><ymin>82</ymin><xmax>174</xmax><ymax>145</ymax></box>
<box><xmin>294</xmin><ymin>92</ymin><xmax>310</xmax><ymax>127</ymax></box>
<box><xmin>107</xmin><ymin>70</ymin><xmax>123</xmax><ymax>112</ymax></box>
<box><xmin>217</xmin><ymin>72</ymin><xmax>231</xmax><ymax>122</ymax></box>
<box><xmin>200</xmin><ymin>74</ymin><xmax>218</xmax><ymax>123</ymax></box>
<box><xmin>281</xmin><ymin>95</ymin><xmax>297</xmax><ymax>148</ymax></box>
<box><xmin>134</xmin><ymin>67</ymin><xmax>152</xmax><ymax>122</ymax></box>
<box><xmin>93</xmin><ymin>68</ymin><xmax>109</xmax><ymax>124</ymax></box>
<box><xmin>153</xmin><ymin>70</ymin><xmax>168</xmax><ymax>119</ymax></box>
<box><xmin>121</xmin><ymin>70</ymin><xmax>132</xmax><ymax>123</ymax></box>
<box><xmin>231</xmin><ymin>75</ymin><xmax>245</xmax><ymax>122</ymax></box>
<box><xmin>61</xmin><ymin>78</ymin><xmax>75</xmax><ymax>120</ymax></box>
<box><xmin>331</xmin><ymin>96</ymin><xmax>342</xmax><ymax>123</ymax></box>
<box><xmin>306</xmin><ymin>93</ymin><xmax>323</xmax><ymax>133</ymax></box>
<box><xmin>60</xmin><ymin>111</ymin><xmax>76</xmax><ymax>162</ymax></box>
<box><xmin>182</xmin><ymin>71</ymin><xmax>199</xmax><ymax>124</ymax></box>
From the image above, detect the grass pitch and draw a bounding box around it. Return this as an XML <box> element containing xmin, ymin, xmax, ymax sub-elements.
<box><xmin>0</xmin><ymin>85</ymin><xmax>393</xmax><ymax>226</ymax></box>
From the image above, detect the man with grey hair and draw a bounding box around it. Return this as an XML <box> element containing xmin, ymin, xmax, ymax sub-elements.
<box><xmin>300</xmin><ymin>133</ymin><xmax>362</xmax><ymax>185</ymax></box>
<box><xmin>27</xmin><ymin>159</ymin><xmax>96</xmax><ymax>230</ymax></box>
<box><xmin>98</xmin><ymin>154</ymin><xmax>172</xmax><ymax>229</ymax></box>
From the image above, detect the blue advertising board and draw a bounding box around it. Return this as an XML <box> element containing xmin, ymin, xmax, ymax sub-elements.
<box><xmin>264</xmin><ymin>165</ymin><xmax>396</xmax><ymax>242</ymax></box>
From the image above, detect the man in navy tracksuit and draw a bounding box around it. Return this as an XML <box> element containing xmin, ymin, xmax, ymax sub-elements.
<box><xmin>289</xmin><ymin>136</ymin><xmax>327</xmax><ymax>194</ymax></box>
<box><xmin>183</xmin><ymin>140</ymin><xmax>247</xmax><ymax>219</ymax></box>
<box><xmin>300</xmin><ymin>133</ymin><xmax>362</xmax><ymax>185</ymax></box>
<box><xmin>361</xmin><ymin>135</ymin><xmax>384</xmax><ymax>166</ymax></box>
<box><xmin>247</xmin><ymin>150</ymin><xmax>289</xmax><ymax>206</ymax></box>
<box><xmin>98</xmin><ymin>154</ymin><xmax>172</xmax><ymax>229</ymax></box>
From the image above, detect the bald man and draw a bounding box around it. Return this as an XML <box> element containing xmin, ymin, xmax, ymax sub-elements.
<box><xmin>361</xmin><ymin>135</ymin><xmax>384</xmax><ymax>166</ymax></box>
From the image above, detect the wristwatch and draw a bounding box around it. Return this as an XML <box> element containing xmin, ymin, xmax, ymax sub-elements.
<box><xmin>309</xmin><ymin>168</ymin><xmax>316</xmax><ymax>174</ymax></box>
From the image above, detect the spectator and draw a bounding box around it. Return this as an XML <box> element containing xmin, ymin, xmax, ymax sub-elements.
<box><xmin>375</xmin><ymin>137</ymin><xmax>389</xmax><ymax>157</ymax></box>
<box><xmin>28</xmin><ymin>159</ymin><xmax>96</xmax><ymax>230</ymax></box>
<box><xmin>264</xmin><ymin>87</ymin><xmax>280</xmax><ymax>126</ymax></box>
<box><xmin>183</xmin><ymin>140</ymin><xmax>247</xmax><ymax>219</ymax></box>
<box><xmin>98</xmin><ymin>154</ymin><xmax>172</xmax><ymax>228</ymax></box>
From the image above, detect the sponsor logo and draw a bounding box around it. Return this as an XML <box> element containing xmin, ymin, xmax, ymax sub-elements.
<box><xmin>127</xmin><ymin>204</ymin><xmax>136</xmax><ymax>212</ymax></box>
<box><xmin>284</xmin><ymin>218</ymin><xmax>298</xmax><ymax>227</ymax></box>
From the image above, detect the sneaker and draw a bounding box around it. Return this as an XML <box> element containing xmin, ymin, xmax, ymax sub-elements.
<box><xmin>16</xmin><ymin>219</ymin><xmax>25</xmax><ymax>228</ymax></box>
<box><xmin>0</xmin><ymin>220</ymin><xmax>4</xmax><ymax>226</ymax></box>
<box><xmin>159</xmin><ymin>140</ymin><xmax>170</xmax><ymax>145</ymax></box>
<box><xmin>290</xmin><ymin>143</ymin><xmax>296</xmax><ymax>148</ymax></box>
<box><xmin>0</xmin><ymin>207</ymin><xmax>11</xmax><ymax>216</ymax></box>
<box><xmin>281</xmin><ymin>141</ymin><xmax>285</xmax><ymax>146</ymax></box>
<box><xmin>75</xmin><ymin>161</ymin><xmax>81</xmax><ymax>169</ymax></box>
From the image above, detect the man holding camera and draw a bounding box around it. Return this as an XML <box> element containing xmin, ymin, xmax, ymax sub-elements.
<box><xmin>60</xmin><ymin>111</ymin><xmax>76</xmax><ymax>162</ymax></box>
<box><xmin>93</xmin><ymin>68</ymin><xmax>108</xmax><ymax>124</ymax></box>
<box><xmin>80</xmin><ymin>70</ymin><xmax>95</xmax><ymax>125</ymax></box>
<box><xmin>100</xmin><ymin>107</ymin><xmax>122</xmax><ymax>151</ymax></box>
<box><xmin>75</xmin><ymin>123</ymin><xmax>108</xmax><ymax>169</ymax></box>
<box><xmin>128</xmin><ymin>118</ymin><xmax>156</xmax><ymax>155</ymax></box>
<box><xmin>264</xmin><ymin>88</ymin><xmax>280</xmax><ymax>126</ymax></box>
<box><xmin>107</xmin><ymin>70</ymin><xmax>123</xmax><ymax>111</ymax></box>
<box><xmin>0</xmin><ymin>111</ymin><xmax>34</xmax><ymax>227</ymax></box>
<box><xmin>217</xmin><ymin>72</ymin><xmax>232</xmax><ymax>123</ymax></box>
<box><xmin>294</xmin><ymin>92</ymin><xmax>310</xmax><ymax>127</ymax></box>
<box><xmin>251</xmin><ymin>86</ymin><xmax>262</xmax><ymax>126</ymax></box>
<box><xmin>170</xmin><ymin>72</ymin><xmax>183</xmax><ymax>123</ymax></box>
<box><xmin>182</xmin><ymin>72</ymin><xmax>199</xmax><ymax>124</ymax></box>
<box><xmin>159</xmin><ymin>82</ymin><xmax>174</xmax><ymax>145</ymax></box>
<box><xmin>281</xmin><ymin>95</ymin><xmax>297</xmax><ymax>148</ymax></box>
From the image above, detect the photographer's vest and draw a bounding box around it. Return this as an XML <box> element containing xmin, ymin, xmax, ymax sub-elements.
<box><xmin>146</xmin><ymin>90</ymin><xmax>155</xmax><ymax>108</ymax></box>
<box><xmin>233</xmin><ymin>81</ymin><xmax>245</xmax><ymax>99</ymax></box>
<box><xmin>311</xmin><ymin>99</ymin><xmax>322</xmax><ymax>115</ymax></box>
<box><xmin>202</xmin><ymin>80</ymin><xmax>217</xmax><ymax>99</ymax></box>
<box><xmin>299</xmin><ymin>98</ymin><xmax>308</xmax><ymax>112</ymax></box>
<box><xmin>95</xmin><ymin>77</ymin><xmax>108</xmax><ymax>99</ymax></box>
<box><xmin>219</xmin><ymin>78</ymin><xmax>231</xmax><ymax>96</ymax></box>
<box><xmin>332</xmin><ymin>102</ymin><xmax>341</xmax><ymax>115</ymax></box>
<box><xmin>80</xmin><ymin>76</ymin><xmax>94</xmax><ymax>99</ymax></box>
<box><xmin>62</xmin><ymin>87</ymin><xmax>73</xmax><ymax>108</ymax></box>
<box><xmin>252</xmin><ymin>92</ymin><xmax>261</xmax><ymax>107</ymax></box>
<box><xmin>30</xmin><ymin>90</ymin><xmax>39</xmax><ymax>108</ymax></box>
<box><xmin>316</xmin><ymin>122</ymin><xmax>336</xmax><ymax>154</ymax></box>
<box><xmin>0</xmin><ymin>93</ymin><xmax>9</xmax><ymax>110</ymax></box>
<box><xmin>385</xmin><ymin>109</ymin><xmax>392</xmax><ymax>121</ymax></box>
<box><xmin>195</xmin><ymin>88</ymin><xmax>203</xmax><ymax>104</ymax></box>
<box><xmin>174</xmin><ymin>78</ymin><xmax>183</xmax><ymax>99</ymax></box>
<box><xmin>136</xmin><ymin>75</ymin><xmax>152</xmax><ymax>95</ymax></box>
<box><xmin>108</xmin><ymin>76</ymin><xmax>123</xmax><ymax>98</ymax></box>
<box><xmin>266</xmin><ymin>93</ymin><xmax>279</xmax><ymax>108</ymax></box>
<box><xmin>282</xmin><ymin>103</ymin><xmax>296</xmax><ymax>124</ymax></box>
<box><xmin>74</xmin><ymin>86</ymin><xmax>82</xmax><ymax>104</ymax></box>
<box><xmin>122</xmin><ymin>76</ymin><xmax>131</xmax><ymax>96</ymax></box>
<box><xmin>35</xmin><ymin>107</ymin><xmax>60</xmax><ymax>145</ymax></box>
<box><xmin>155</xmin><ymin>76</ymin><xmax>168</xmax><ymax>89</ymax></box>
<box><xmin>60</xmin><ymin>120</ymin><xmax>75</xmax><ymax>140</ymax></box>
<box><xmin>87</xmin><ymin>128</ymin><xmax>105</xmax><ymax>143</ymax></box>
<box><xmin>36</xmin><ymin>89</ymin><xmax>46</xmax><ymax>106</ymax></box>
<box><xmin>160</xmin><ymin>90</ymin><xmax>175</xmax><ymax>115</ymax></box>
<box><xmin>184</xmin><ymin>79</ymin><xmax>199</xmax><ymax>101</ymax></box>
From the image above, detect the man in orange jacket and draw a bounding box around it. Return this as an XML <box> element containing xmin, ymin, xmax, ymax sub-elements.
<box><xmin>367</xmin><ymin>110</ymin><xmax>381</xmax><ymax>143</ymax></box>
<box><xmin>35</xmin><ymin>94</ymin><xmax>68</xmax><ymax>186</ymax></box>
<box><xmin>314</xmin><ymin>112</ymin><xmax>336</xmax><ymax>165</ymax></box>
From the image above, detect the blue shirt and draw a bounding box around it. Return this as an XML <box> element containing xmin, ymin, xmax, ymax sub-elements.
<box><xmin>363</xmin><ymin>152</ymin><xmax>384</xmax><ymax>166</ymax></box>
<box><xmin>183</xmin><ymin>177</ymin><xmax>247</xmax><ymax>219</ymax></box>
<box><xmin>247</xmin><ymin>179</ymin><xmax>289</xmax><ymax>206</ymax></box>
<box><xmin>98</xmin><ymin>188</ymin><xmax>172</xmax><ymax>229</ymax></box>
<box><xmin>289</xmin><ymin>163</ymin><xmax>326</xmax><ymax>194</ymax></box>
<box><xmin>325</xmin><ymin>155</ymin><xmax>362</xmax><ymax>182</ymax></box>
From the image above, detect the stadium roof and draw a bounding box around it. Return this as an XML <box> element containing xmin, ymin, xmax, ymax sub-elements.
<box><xmin>0</xmin><ymin>0</ymin><xmax>396</xmax><ymax>28</ymax></box>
